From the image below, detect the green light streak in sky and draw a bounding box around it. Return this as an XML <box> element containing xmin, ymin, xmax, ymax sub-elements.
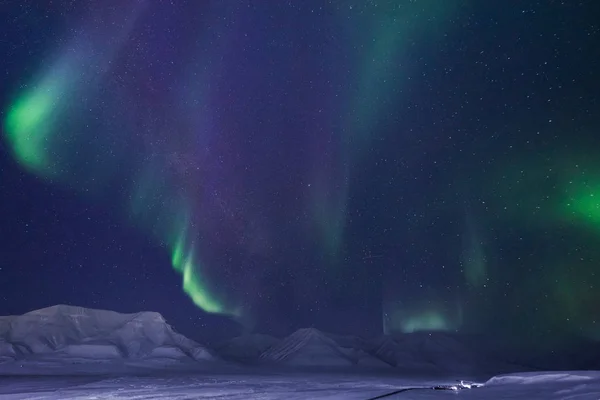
<box><xmin>132</xmin><ymin>167</ymin><xmax>240</xmax><ymax>318</ymax></box>
<box><xmin>3</xmin><ymin>63</ymin><xmax>72</xmax><ymax>176</ymax></box>
<box><xmin>312</xmin><ymin>1</ymin><xmax>463</xmax><ymax>260</ymax></box>
<box><xmin>170</xmin><ymin>224</ymin><xmax>235</xmax><ymax>315</ymax></box>
<box><xmin>384</xmin><ymin>298</ymin><xmax>462</xmax><ymax>334</ymax></box>
<box><xmin>5</xmin><ymin>90</ymin><xmax>53</xmax><ymax>171</ymax></box>
<box><xmin>464</xmin><ymin>242</ymin><xmax>487</xmax><ymax>288</ymax></box>
<box><xmin>3</xmin><ymin>19</ymin><xmax>240</xmax><ymax>318</ymax></box>
<box><xmin>463</xmin><ymin>212</ymin><xmax>487</xmax><ymax>287</ymax></box>
<box><xmin>400</xmin><ymin>310</ymin><xmax>451</xmax><ymax>333</ymax></box>
<box><xmin>311</xmin><ymin>175</ymin><xmax>348</xmax><ymax>259</ymax></box>
<box><xmin>479</xmin><ymin>150</ymin><xmax>600</xmax><ymax>338</ymax></box>
<box><xmin>347</xmin><ymin>0</ymin><xmax>461</xmax><ymax>145</ymax></box>
<box><xmin>563</xmin><ymin>180</ymin><xmax>600</xmax><ymax>228</ymax></box>
<box><xmin>483</xmin><ymin>151</ymin><xmax>600</xmax><ymax>230</ymax></box>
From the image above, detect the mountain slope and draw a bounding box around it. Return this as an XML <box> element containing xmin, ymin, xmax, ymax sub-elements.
<box><xmin>260</xmin><ymin>328</ymin><xmax>387</xmax><ymax>367</ymax></box>
<box><xmin>215</xmin><ymin>333</ymin><xmax>280</xmax><ymax>363</ymax></box>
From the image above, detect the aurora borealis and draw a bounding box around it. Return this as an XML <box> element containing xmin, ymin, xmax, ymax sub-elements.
<box><xmin>1</xmin><ymin>1</ymin><xmax>599</xmax><ymax>344</ymax></box>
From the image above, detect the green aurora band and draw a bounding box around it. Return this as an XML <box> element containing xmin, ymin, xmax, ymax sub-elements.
<box><xmin>383</xmin><ymin>298</ymin><xmax>463</xmax><ymax>334</ymax></box>
<box><xmin>564</xmin><ymin>178</ymin><xmax>600</xmax><ymax>228</ymax></box>
<box><xmin>170</xmin><ymin>219</ymin><xmax>240</xmax><ymax>316</ymax></box>
<box><xmin>470</xmin><ymin>148</ymin><xmax>600</xmax><ymax>339</ymax></box>
<box><xmin>3</xmin><ymin>19</ymin><xmax>238</xmax><ymax>318</ymax></box>
<box><xmin>4</xmin><ymin>74</ymin><xmax>66</xmax><ymax>174</ymax></box>
<box><xmin>129</xmin><ymin>163</ymin><xmax>239</xmax><ymax>316</ymax></box>
<box><xmin>400</xmin><ymin>310</ymin><xmax>453</xmax><ymax>333</ymax></box>
<box><xmin>462</xmin><ymin>212</ymin><xmax>488</xmax><ymax>288</ymax></box>
<box><xmin>313</xmin><ymin>1</ymin><xmax>463</xmax><ymax>260</ymax></box>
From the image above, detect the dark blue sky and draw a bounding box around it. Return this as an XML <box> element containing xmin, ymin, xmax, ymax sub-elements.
<box><xmin>1</xmin><ymin>1</ymin><xmax>599</xmax><ymax>345</ymax></box>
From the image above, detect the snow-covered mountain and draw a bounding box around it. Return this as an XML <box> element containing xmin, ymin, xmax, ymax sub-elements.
<box><xmin>0</xmin><ymin>305</ymin><xmax>213</xmax><ymax>364</ymax></box>
<box><xmin>259</xmin><ymin>328</ymin><xmax>388</xmax><ymax>367</ymax></box>
<box><xmin>0</xmin><ymin>305</ymin><xmax>558</xmax><ymax>376</ymax></box>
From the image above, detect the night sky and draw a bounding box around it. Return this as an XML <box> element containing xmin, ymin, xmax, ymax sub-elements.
<box><xmin>1</xmin><ymin>1</ymin><xmax>599</xmax><ymax>346</ymax></box>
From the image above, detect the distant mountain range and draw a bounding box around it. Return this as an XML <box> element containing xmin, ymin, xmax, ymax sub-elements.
<box><xmin>1</xmin><ymin>305</ymin><xmax>598</xmax><ymax>376</ymax></box>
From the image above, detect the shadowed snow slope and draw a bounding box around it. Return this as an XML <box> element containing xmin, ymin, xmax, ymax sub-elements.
<box><xmin>215</xmin><ymin>334</ymin><xmax>280</xmax><ymax>363</ymax></box>
<box><xmin>0</xmin><ymin>305</ymin><xmax>213</xmax><ymax>363</ymax></box>
<box><xmin>368</xmin><ymin>332</ymin><xmax>526</xmax><ymax>375</ymax></box>
<box><xmin>259</xmin><ymin>328</ymin><xmax>388</xmax><ymax>367</ymax></box>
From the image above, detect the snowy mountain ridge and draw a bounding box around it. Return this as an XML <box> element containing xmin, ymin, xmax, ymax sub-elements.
<box><xmin>259</xmin><ymin>327</ymin><xmax>389</xmax><ymax>368</ymax></box>
<box><xmin>0</xmin><ymin>305</ymin><xmax>594</xmax><ymax>377</ymax></box>
<box><xmin>260</xmin><ymin>328</ymin><xmax>343</xmax><ymax>362</ymax></box>
<box><xmin>0</xmin><ymin>305</ymin><xmax>213</xmax><ymax>363</ymax></box>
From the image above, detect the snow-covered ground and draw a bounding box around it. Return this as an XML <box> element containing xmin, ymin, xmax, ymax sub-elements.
<box><xmin>1</xmin><ymin>371</ymin><xmax>600</xmax><ymax>399</ymax></box>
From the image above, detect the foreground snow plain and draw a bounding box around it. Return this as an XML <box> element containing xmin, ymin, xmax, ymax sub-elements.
<box><xmin>1</xmin><ymin>371</ymin><xmax>600</xmax><ymax>399</ymax></box>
